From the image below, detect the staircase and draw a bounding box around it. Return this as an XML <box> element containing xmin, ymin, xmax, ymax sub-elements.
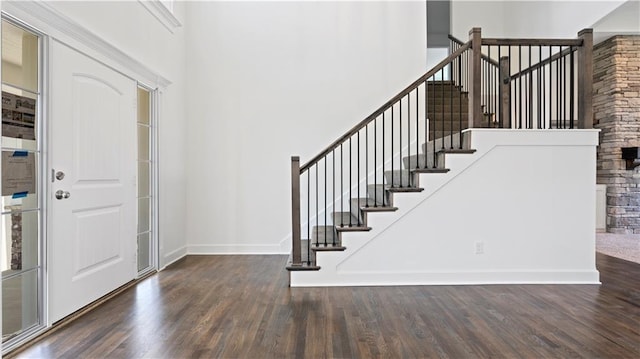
<box><xmin>286</xmin><ymin>28</ymin><xmax>597</xmax><ymax>286</ymax></box>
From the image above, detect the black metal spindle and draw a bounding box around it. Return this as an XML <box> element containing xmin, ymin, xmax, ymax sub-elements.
<box><xmin>340</xmin><ymin>143</ymin><xmax>343</xmax><ymax>226</ymax></box>
<box><xmin>424</xmin><ymin>80</ymin><xmax>428</xmax><ymax>162</ymax></box>
<box><xmin>349</xmin><ymin>137</ymin><xmax>352</xmax><ymax>226</ymax></box>
<box><xmin>518</xmin><ymin>45</ymin><xmax>522</xmax><ymax>129</ymax></box>
<box><xmin>549</xmin><ymin>46</ymin><xmax>553</xmax><ymax>127</ymax></box>
<box><xmin>315</xmin><ymin>164</ymin><xmax>318</xmax><ymax>247</ymax></box>
<box><xmin>391</xmin><ymin>103</ymin><xmax>394</xmax><ymax>190</ymax></box>
<box><xmin>332</xmin><ymin>150</ymin><xmax>335</xmax><ymax>244</ymax></box>
<box><xmin>498</xmin><ymin>46</ymin><xmax>502</xmax><ymax>127</ymax></box>
<box><xmin>449</xmin><ymin>62</ymin><xmax>453</xmax><ymax>148</ymax></box>
<box><xmin>560</xmin><ymin>47</ymin><xmax>567</xmax><ymax>128</ymax></box>
<box><xmin>357</xmin><ymin>130</ymin><xmax>360</xmax><ymax>223</ymax></box>
<box><xmin>400</xmin><ymin>97</ymin><xmax>403</xmax><ymax>187</ymax></box>
<box><xmin>307</xmin><ymin>171</ymin><xmax>310</xmax><ymax>264</ymax></box>
<box><xmin>365</xmin><ymin>124</ymin><xmax>368</xmax><ymax>208</ymax></box>
<box><xmin>528</xmin><ymin>45</ymin><xmax>533</xmax><ymax>129</ymax></box>
<box><xmin>570</xmin><ymin>46</ymin><xmax>575</xmax><ymax>129</ymax></box>
<box><xmin>324</xmin><ymin>157</ymin><xmax>327</xmax><ymax>246</ymax></box>
<box><xmin>408</xmin><ymin>92</ymin><xmax>411</xmax><ymax>175</ymax></box>
<box><xmin>538</xmin><ymin>46</ymin><xmax>542</xmax><ymax>128</ymax></box>
<box><xmin>441</xmin><ymin>70</ymin><xmax>445</xmax><ymax>149</ymax></box>
<box><xmin>416</xmin><ymin>86</ymin><xmax>419</xmax><ymax>168</ymax></box>
<box><xmin>381</xmin><ymin>111</ymin><xmax>384</xmax><ymax>207</ymax></box>
<box><xmin>373</xmin><ymin>117</ymin><xmax>376</xmax><ymax>208</ymax></box>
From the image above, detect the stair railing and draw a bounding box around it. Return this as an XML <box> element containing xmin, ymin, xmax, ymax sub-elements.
<box><xmin>288</xmin><ymin>40</ymin><xmax>474</xmax><ymax>268</ymax></box>
<box><xmin>288</xmin><ymin>28</ymin><xmax>593</xmax><ymax>269</ymax></box>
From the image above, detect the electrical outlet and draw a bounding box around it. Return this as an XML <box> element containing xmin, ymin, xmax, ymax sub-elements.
<box><xmin>475</xmin><ymin>241</ymin><xmax>484</xmax><ymax>255</ymax></box>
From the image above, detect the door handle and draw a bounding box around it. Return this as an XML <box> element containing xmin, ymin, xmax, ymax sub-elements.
<box><xmin>55</xmin><ymin>190</ymin><xmax>71</xmax><ymax>200</ymax></box>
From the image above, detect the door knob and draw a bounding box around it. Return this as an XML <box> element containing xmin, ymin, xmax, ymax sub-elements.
<box><xmin>55</xmin><ymin>190</ymin><xmax>71</xmax><ymax>200</ymax></box>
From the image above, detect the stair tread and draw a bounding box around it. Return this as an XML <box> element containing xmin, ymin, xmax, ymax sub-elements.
<box><xmin>388</xmin><ymin>187</ymin><xmax>424</xmax><ymax>193</ymax></box>
<box><xmin>286</xmin><ymin>262</ymin><xmax>321</xmax><ymax>271</ymax></box>
<box><xmin>336</xmin><ymin>226</ymin><xmax>372</xmax><ymax>232</ymax></box>
<box><xmin>312</xmin><ymin>245</ymin><xmax>347</xmax><ymax>251</ymax></box>
<box><xmin>361</xmin><ymin>206</ymin><xmax>398</xmax><ymax>212</ymax></box>
<box><xmin>437</xmin><ymin>148</ymin><xmax>477</xmax><ymax>154</ymax></box>
<box><xmin>412</xmin><ymin>168</ymin><xmax>450</xmax><ymax>174</ymax></box>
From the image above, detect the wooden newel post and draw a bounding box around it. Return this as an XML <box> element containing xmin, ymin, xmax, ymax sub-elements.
<box><xmin>468</xmin><ymin>27</ymin><xmax>483</xmax><ymax>128</ymax></box>
<box><xmin>577</xmin><ymin>28</ymin><xmax>593</xmax><ymax>129</ymax></box>
<box><xmin>499</xmin><ymin>56</ymin><xmax>511</xmax><ymax>128</ymax></box>
<box><xmin>290</xmin><ymin>156</ymin><xmax>302</xmax><ymax>266</ymax></box>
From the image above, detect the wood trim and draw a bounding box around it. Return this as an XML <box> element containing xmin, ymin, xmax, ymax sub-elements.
<box><xmin>469</xmin><ymin>28</ymin><xmax>483</xmax><ymax>128</ymax></box>
<box><xmin>482</xmin><ymin>38</ymin><xmax>583</xmax><ymax>46</ymax></box>
<box><xmin>577</xmin><ymin>29</ymin><xmax>593</xmax><ymax>129</ymax></box>
<box><xmin>499</xmin><ymin>56</ymin><xmax>511</xmax><ymax>128</ymax></box>
<box><xmin>290</xmin><ymin>156</ymin><xmax>302</xmax><ymax>266</ymax></box>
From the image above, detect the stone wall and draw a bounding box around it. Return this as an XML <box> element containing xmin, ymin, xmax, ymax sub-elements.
<box><xmin>593</xmin><ymin>35</ymin><xmax>640</xmax><ymax>234</ymax></box>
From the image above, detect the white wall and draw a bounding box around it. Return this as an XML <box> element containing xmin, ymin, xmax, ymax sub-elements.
<box><xmin>2</xmin><ymin>1</ymin><xmax>189</xmax><ymax>268</ymax></box>
<box><xmin>185</xmin><ymin>1</ymin><xmax>427</xmax><ymax>254</ymax></box>
<box><xmin>452</xmin><ymin>0</ymin><xmax>627</xmax><ymax>40</ymax></box>
<box><xmin>292</xmin><ymin>129</ymin><xmax>601</xmax><ymax>286</ymax></box>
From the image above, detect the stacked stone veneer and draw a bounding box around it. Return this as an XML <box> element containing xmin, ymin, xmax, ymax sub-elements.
<box><xmin>593</xmin><ymin>35</ymin><xmax>640</xmax><ymax>234</ymax></box>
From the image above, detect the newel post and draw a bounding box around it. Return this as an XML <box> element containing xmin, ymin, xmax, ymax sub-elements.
<box><xmin>577</xmin><ymin>28</ymin><xmax>593</xmax><ymax>129</ymax></box>
<box><xmin>290</xmin><ymin>156</ymin><xmax>302</xmax><ymax>266</ymax></box>
<box><xmin>499</xmin><ymin>56</ymin><xmax>511</xmax><ymax>128</ymax></box>
<box><xmin>468</xmin><ymin>27</ymin><xmax>483</xmax><ymax>128</ymax></box>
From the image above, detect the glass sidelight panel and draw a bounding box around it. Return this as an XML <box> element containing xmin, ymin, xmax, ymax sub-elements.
<box><xmin>137</xmin><ymin>232</ymin><xmax>150</xmax><ymax>272</ymax></box>
<box><xmin>136</xmin><ymin>86</ymin><xmax>154</xmax><ymax>275</ymax></box>
<box><xmin>1</xmin><ymin>18</ymin><xmax>43</xmax><ymax>350</ymax></box>
<box><xmin>2</xmin><ymin>269</ymin><xmax>38</xmax><ymax>339</ymax></box>
<box><xmin>1</xmin><ymin>21</ymin><xmax>38</xmax><ymax>93</ymax></box>
<box><xmin>137</xmin><ymin>161</ymin><xmax>150</xmax><ymax>198</ymax></box>
<box><xmin>137</xmin><ymin>198</ymin><xmax>150</xmax><ymax>233</ymax></box>
<box><xmin>1</xmin><ymin>211</ymin><xmax>39</xmax><ymax>274</ymax></box>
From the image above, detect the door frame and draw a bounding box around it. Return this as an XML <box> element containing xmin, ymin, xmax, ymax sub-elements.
<box><xmin>136</xmin><ymin>83</ymin><xmax>159</xmax><ymax>277</ymax></box>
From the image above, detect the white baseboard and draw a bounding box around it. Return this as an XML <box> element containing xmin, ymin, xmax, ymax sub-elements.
<box><xmin>291</xmin><ymin>270</ymin><xmax>601</xmax><ymax>287</ymax></box>
<box><xmin>188</xmin><ymin>244</ymin><xmax>288</xmax><ymax>255</ymax></box>
<box><xmin>160</xmin><ymin>246</ymin><xmax>187</xmax><ymax>270</ymax></box>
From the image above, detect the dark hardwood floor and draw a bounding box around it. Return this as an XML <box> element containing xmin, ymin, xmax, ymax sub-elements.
<box><xmin>13</xmin><ymin>253</ymin><xmax>640</xmax><ymax>358</ymax></box>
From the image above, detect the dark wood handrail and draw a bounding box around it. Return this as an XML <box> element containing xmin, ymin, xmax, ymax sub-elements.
<box><xmin>482</xmin><ymin>38</ymin><xmax>583</xmax><ymax>47</ymax></box>
<box><xmin>449</xmin><ymin>34</ymin><xmax>500</xmax><ymax>68</ymax></box>
<box><xmin>509</xmin><ymin>45</ymin><xmax>577</xmax><ymax>81</ymax></box>
<box><xmin>301</xmin><ymin>41</ymin><xmax>472</xmax><ymax>172</ymax></box>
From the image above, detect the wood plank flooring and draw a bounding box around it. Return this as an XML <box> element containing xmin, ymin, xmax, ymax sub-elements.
<box><xmin>12</xmin><ymin>253</ymin><xmax>640</xmax><ymax>358</ymax></box>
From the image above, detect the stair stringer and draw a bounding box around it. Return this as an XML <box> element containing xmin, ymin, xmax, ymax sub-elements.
<box><xmin>290</xmin><ymin>129</ymin><xmax>601</xmax><ymax>287</ymax></box>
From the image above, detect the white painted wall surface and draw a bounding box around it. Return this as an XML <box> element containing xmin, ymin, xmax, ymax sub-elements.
<box><xmin>291</xmin><ymin>129</ymin><xmax>600</xmax><ymax>286</ymax></box>
<box><xmin>452</xmin><ymin>0</ymin><xmax>627</xmax><ymax>40</ymax></box>
<box><xmin>185</xmin><ymin>1</ymin><xmax>426</xmax><ymax>254</ymax></box>
<box><xmin>2</xmin><ymin>1</ymin><xmax>188</xmax><ymax>268</ymax></box>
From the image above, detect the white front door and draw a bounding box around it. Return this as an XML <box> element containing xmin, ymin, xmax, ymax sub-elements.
<box><xmin>49</xmin><ymin>41</ymin><xmax>137</xmax><ymax>323</ymax></box>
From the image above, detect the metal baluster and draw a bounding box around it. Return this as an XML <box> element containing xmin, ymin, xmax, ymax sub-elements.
<box><xmin>519</xmin><ymin>45</ymin><xmax>522</xmax><ymax>129</ymax></box>
<box><xmin>381</xmin><ymin>111</ymin><xmax>384</xmax><ymax>207</ymax></box>
<box><xmin>357</xmin><ymin>130</ymin><xmax>360</xmax><ymax>224</ymax></box>
<box><xmin>400</xmin><ymin>97</ymin><xmax>403</xmax><ymax>187</ymax></box>
<box><xmin>416</xmin><ymin>86</ymin><xmax>419</xmax><ymax>168</ymax></box>
<box><xmin>365</xmin><ymin>123</ymin><xmax>368</xmax><ymax>209</ymax></box>
<box><xmin>324</xmin><ymin>156</ymin><xmax>327</xmax><ymax>246</ymax></box>
<box><xmin>340</xmin><ymin>143</ymin><xmax>343</xmax><ymax>226</ymax></box>
<box><xmin>570</xmin><ymin>46</ymin><xmax>575</xmax><ymax>129</ymax></box>
<box><xmin>315</xmin><ymin>164</ymin><xmax>318</xmax><ymax>247</ymax></box>
<box><xmin>307</xmin><ymin>171</ymin><xmax>310</xmax><ymax>264</ymax></box>
<box><xmin>373</xmin><ymin>117</ymin><xmax>376</xmax><ymax>208</ymax></box>
<box><xmin>349</xmin><ymin>137</ymin><xmax>352</xmax><ymax>227</ymax></box>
